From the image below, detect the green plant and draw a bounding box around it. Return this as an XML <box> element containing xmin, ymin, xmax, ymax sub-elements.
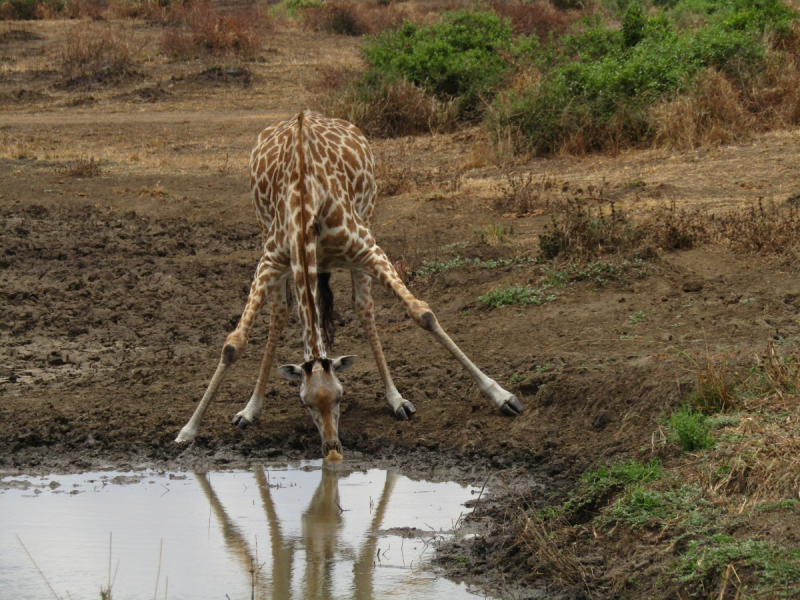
<box><xmin>607</xmin><ymin>484</ymin><xmax>704</xmax><ymax>530</ymax></box>
<box><xmin>629</xmin><ymin>311</ymin><xmax>646</xmax><ymax>323</ymax></box>
<box><xmin>479</xmin><ymin>224</ymin><xmax>511</xmax><ymax>245</ymax></box>
<box><xmin>363</xmin><ymin>10</ymin><xmax>534</xmax><ymax>115</ymax></box>
<box><xmin>489</xmin><ymin>0</ymin><xmax>799</xmax><ymax>155</ymax></box>
<box><xmin>479</xmin><ymin>285</ymin><xmax>557</xmax><ymax>308</ymax></box>
<box><xmin>675</xmin><ymin>536</ymin><xmax>800</xmax><ymax>594</ymax></box>
<box><xmin>669</xmin><ymin>405</ymin><xmax>714</xmax><ymax>452</ymax></box>
<box><xmin>562</xmin><ymin>458</ymin><xmax>664</xmax><ymax>516</ymax></box>
<box><xmin>510</xmin><ymin>373</ymin><xmax>526</xmax><ymax>384</ymax></box>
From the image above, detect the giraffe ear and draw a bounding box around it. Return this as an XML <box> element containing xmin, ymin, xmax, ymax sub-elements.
<box><xmin>278</xmin><ymin>364</ymin><xmax>304</xmax><ymax>381</ymax></box>
<box><xmin>331</xmin><ymin>355</ymin><xmax>357</xmax><ymax>373</ymax></box>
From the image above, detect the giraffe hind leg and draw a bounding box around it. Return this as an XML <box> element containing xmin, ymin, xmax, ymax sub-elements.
<box><xmin>351</xmin><ymin>272</ymin><xmax>416</xmax><ymax>420</ymax></box>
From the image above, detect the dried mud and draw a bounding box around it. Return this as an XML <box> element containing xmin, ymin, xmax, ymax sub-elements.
<box><xmin>3</xmin><ymin>16</ymin><xmax>800</xmax><ymax>599</ymax></box>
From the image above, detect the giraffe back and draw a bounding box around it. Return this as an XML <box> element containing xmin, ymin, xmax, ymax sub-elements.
<box><xmin>249</xmin><ymin>112</ymin><xmax>376</xmax><ymax>240</ymax></box>
<box><xmin>248</xmin><ymin>111</ymin><xmax>377</xmax><ymax>360</ymax></box>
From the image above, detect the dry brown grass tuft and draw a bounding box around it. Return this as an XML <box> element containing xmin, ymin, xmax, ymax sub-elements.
<box><xmin>693</xmin><ymin>343</ymin><xmax>800</xmax><ymax>504</ymax></box>
<box><xmin>652</xmin><ymin>69</ymin><xmax>755</xmax><ymax>150</ymax></box>
<box><xmin>502</xmin><ymin>477</ymin><xmax>591</xmax><ymax>592</ymax></box>
<box><xmin>58</xmin><ymin>24</ymin><xmax>139</xmax><ymax>87</ymax></box>
<box><xmin>653</xmin><ymin>33</ymin><xmax>800</xmax><ymax>151</ymax></box>
<box><xmin>55</xmin><ymin>156</ymin><xmax>102</xmax><ymax>178</ymax></box>
<box><xmin>494</xmin><ymin>171</ymin><xmax>560</xmax><ymax>215</ymax></box>
<box><xmin>490</xmin><ymin>0</ymin><xmax>577</xmax><ymax>41</ymax></box>
<box><xmin>160</xmin><ymin>0</ymin><xmax>265</xmax><ymax>60</ymax></box>
<box><xmin>303</xmin><ymin>0</ymin><xmax>407</xmax><ymax>36</ymax></box>
<box><xmin>537</xmin><ymin>195</ymin><xmax>800</xmax><ymax>263</ymax></box>
<box><xmin>107</xmin><ymin>0</ymin><xmax>169</xmax><ymax>21</ymax></box>
<box><xmin>712</xmin><ymin>199</ymin><xmax>800</xmax><ymax>261</ymax></box>
<box><xmin>316</xmin><ymin>78</ymin><xmax>459</xmax><ymax>138</ymax></box>
<box><xmin>686</xmin><ymin>353</ymin><xmax>739</xmax><ymax>414</ymax></box>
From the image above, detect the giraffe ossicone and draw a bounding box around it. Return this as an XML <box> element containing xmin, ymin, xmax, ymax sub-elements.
<box><xmin>175</xmin><ymin>111</ymin><xmax>523</xmax><ymax>455</ymax></box>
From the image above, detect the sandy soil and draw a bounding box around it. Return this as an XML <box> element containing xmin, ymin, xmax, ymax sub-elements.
<box><xmin>2</xmin><ymin>16</ymin><xmax>800</xmax><ymax>599</ymax></box>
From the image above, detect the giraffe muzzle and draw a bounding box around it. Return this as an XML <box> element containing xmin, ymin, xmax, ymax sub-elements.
<box><xmin>322</xmin><ymin>438</ymin><xmax>342</xmax><ymax>457</ymax></box>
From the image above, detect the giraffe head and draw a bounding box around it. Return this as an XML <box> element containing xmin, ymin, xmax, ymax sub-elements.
<box><xmin>279</xmin><ymin>355</ymin><xmax>357</xmax><ymax>458</ymax></box>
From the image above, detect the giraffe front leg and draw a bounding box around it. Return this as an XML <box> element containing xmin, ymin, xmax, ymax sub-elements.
<box><xmin>351</xmin><ymin>272</ymin><xmax>416</xmax><ymax>420</ymax></box>
<box><xmin>176</xmin><ymin>257</ymin><xmax>280</xmax><ymax>443</ymax></box>
<box><xmin>231</xmin><ymin>278</ymin><xmax>290</xmax><ymax>430</ymax></box>
<box><xmin>359</xmin><ymin>250</ymin><xmax>523</xmax><ymax>417</ymax></box>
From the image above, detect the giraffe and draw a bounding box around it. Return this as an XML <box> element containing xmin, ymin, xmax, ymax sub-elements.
<box><xmin>175</xmin><ymin>111</ymin><xmax>523</xmax><ymax>456</ymax></box>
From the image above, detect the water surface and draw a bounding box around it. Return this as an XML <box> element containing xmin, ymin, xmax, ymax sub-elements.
<box><xmin>0</xmin><ymin>462</ymin><xmax>491</xmax><ymax>599</ymax></box>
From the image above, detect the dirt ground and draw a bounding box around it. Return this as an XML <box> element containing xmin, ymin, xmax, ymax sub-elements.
<box><xmin>2</xmin><ymin>16</ymin><xmax>800</xmax><ymax>599</ymax></box>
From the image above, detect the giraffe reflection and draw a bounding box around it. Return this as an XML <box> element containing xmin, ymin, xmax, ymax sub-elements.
<box><xmin>194</xmin><ymin>467</ymin><xmax>397</xmax><ymax>600</ymax></box>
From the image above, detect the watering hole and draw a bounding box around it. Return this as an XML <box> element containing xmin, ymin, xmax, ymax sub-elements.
<box><xmin>0</xmin><ymin>462</ymin><xmax>494</xmax><ymax>599</ymax></box>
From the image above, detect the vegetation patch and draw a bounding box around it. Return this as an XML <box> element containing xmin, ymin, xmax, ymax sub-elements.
<box><xmin>303</xmin><ymin>0</ymin><xmax>407</xmax><ymax>36</ymax></box>
<box><xmin>668</xmin><ymin>405</ymin><xmax>715</xmax><ymax>452</ymax></box>
<box><xmin>479</xmin><ymin>258</ymin><xmax>650</xmax><ymax>308</ymax></box>
<box><xmin>160</xmin><ymin>0</ymin><xmax>264</xmax><ymax>60</ymax></box>
<box><xmin>323</xmin><ymin>9</ymin><xmax>539</xmax><ymax>133</ymax></box>
<box><xmin>675</xmin><ymin>536</ymin><xmax>800</xmax><ymax>596</ymax></box>
<box><xmin>501</xmin><ymin>343</ymin><xmax>800</xmax><ymax>597</ymax></box>
<box><xmin>58</xmin><ymin>24</ymin><xmax>140</xmax><ymax>87</ymax></box>
<box><xmin>490</xmin><ymin>0</ymin><xmax>800</xmax><ymax>154</ymax></box>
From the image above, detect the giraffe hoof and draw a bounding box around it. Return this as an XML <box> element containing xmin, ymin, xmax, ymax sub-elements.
<box><xmin>500</xmin><ymin>396</ymin><xmax>523</xmax><ymax>417</ymax></box>
<box><xmin>394</xmin><ymin>402</ymin><xmax>416</xmax><ymax>421</ymax></box>
<box><xmin>231</xmin><ymin>415</ymin><xmax>252</xmax><ymax>430</ymax></box>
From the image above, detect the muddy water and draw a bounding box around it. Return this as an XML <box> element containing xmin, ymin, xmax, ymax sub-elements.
<box><xmin>0</xmin><ymin>462</ymin><xmax>491</xmax><ymax>600</ymax></box>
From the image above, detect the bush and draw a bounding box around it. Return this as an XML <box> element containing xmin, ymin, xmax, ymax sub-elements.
<box><xmin>160</xmin><ymin>0</ymin><xmax>263</xmax><ymax>59</ymax></box>
<box><xmin>669</xmin><ymin>405</ymin><xmax>715</xmax><ymax>452</ymax></box>
<box><xmin>490</xmin><ymin>0</ymin><xmax>799</xmax><ymax>155</ymax></box>
<box><xmin>303</xmin><ymin>0</ymin><xmax>406</xmax><ymax>36</ymax></box>
<box><xmin>0</xmin><ymin>0</ymin><xmax>58</xmax><ymax>19</ymax></box>
<box><xmin>59</xmin><ymin>24</ymin><xmax>138</xmax><ymax>86</ymax></box>
<box><xmin>363</xmin><ymin>10</ymin><xmax>534</xmax><ymax>115</ymax></box>
<box><xmin>490</xmin><ymin>0</ymin><xmax>576</xmax><ymax>41</ymax></box>
<box><xmin>316</xmin><ymin>76</ymin><xmax>458</xmax><ymax>137</ymax></box>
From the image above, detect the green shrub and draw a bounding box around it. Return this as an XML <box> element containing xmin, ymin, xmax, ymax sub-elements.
<box><xmin>669</xmin><ymin>405</ymin><xmax>715</xmax><ymax>452</ymax></box>
<box><xmin>675</xmin><ymin>536</ymin><xmax>800</xmax><ymax>593</ymax></box>
<box><xmin>608</xmin><ymin>484</ymin><xmax>704</xmax><ymax>529</ymax></box>
<box><xmin>363</xmin><ymin>10</ymin><xmax>536</xmax><ymax>115</ymax></box>
<box><xmin>479</xmin><ymin>285</ymin><xmax>556</xmax><ymax>308</ymax></box>
<box><xmin>0</xmin><ymin>0</ymin><xmax>64</xmax><ymax>19</ymax></box>
<box><xmin>490</xmin><ymin>0</ymin><xmax>798</xmax><ymax>155</ymax></box>
<box><xmin>563</xmin><ymin>458</ymin><xmax>663</xmax><ymax>514</ymax></box>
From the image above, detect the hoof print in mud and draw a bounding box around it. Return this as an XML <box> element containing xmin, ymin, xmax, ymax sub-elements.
<box><xmin>231</xmin><ymin>415</ymin><xmax>252</xmax><ymax>430</ymax></box>
<box><xmin>500</xmin><ymin>396</ymin><xmax>524</xmax><ymax>417</ymax></box>
<box><xmin>394</xmin><ymin>402</ymin><xmax>416</xmax><ymax>421</ymax></box>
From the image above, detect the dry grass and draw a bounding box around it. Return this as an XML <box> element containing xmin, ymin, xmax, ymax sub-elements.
<box><xmin>160</xmin><ymin>0</ymin><xmax>265</xmax><ymax>60</ymax></box>
<box><xmin>538</xmin><ymin>195</ymin><xmax>800</xmax><ymax>263</ymax></box>
<box><xmin>489</xmin><ymin>0</ymin><xmax>577</xmax><ymax>41</ymax></box>
<box><xmin>55</xmin><ymin>156</ymin><xmax>102</xmax><ymax>178</ymax></box>
<box><xmin>316</xmin><ymin>77</ymin><xmax>459</xmax><ymax>138</ymax></box>
<box><xmin>653</xmin><ymin>30</ymin><xmax>800</xmax><ymax>151</ymax></box>
<box><xmin>494</xmin><ymin>171</ymin><xmax>560</xmax><ymax>215</ymax></box>
<box><xmin>58</xmin><ymin>23</ymin><xmax>138</xmax><ymax>87</ymax></box>
<box><xmin>303</xmin><ymin>0</ymin><xmax>407</xmax><ymax>36</ymax></box>
<box><xmin>698</xmin><ymin>344</ymin><xmax>800</xmax><ymax>504</ymax></box>
<box><xmin>652</xmin><ymin>69</ymin><xmax>757</xmax><ymax>150</ymax></box>
<box><xmin>712</xmin><ymin>199</ymin><xmax>800</xmax><ymax>261</ymax></box>
<box><xmin>691</xmin><ymin>357</ymin><xmax>739</xmax><ymax>414</ymax></box>
<box><xmin>501</xmin><ymin>477</ymin><xmax>591</xmax><ymax>592</ymax></box>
